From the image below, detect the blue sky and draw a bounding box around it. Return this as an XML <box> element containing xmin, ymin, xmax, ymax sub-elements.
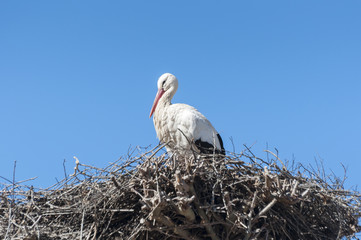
<box><xmin>0</xmin><ymin>1</ymin><xmax>360</xmax><ymax>194</ymax></box>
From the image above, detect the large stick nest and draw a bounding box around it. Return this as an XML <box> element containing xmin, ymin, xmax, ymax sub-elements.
<box><xmin>1</xmin><ymin>145</ymin><xmax>360</xmax><ymax>239</ymax></box>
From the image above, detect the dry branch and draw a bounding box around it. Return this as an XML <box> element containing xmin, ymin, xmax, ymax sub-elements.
<box><xmin>0</xmin><ymin>146</ymin><xmax>360</xmax><ymax>240</ymax></box>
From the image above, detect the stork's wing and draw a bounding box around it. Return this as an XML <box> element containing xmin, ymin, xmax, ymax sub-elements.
<box><xmin>169</xmin><ymin>104</ymin><xmax>224</xmax><ymax>154</ymax></box>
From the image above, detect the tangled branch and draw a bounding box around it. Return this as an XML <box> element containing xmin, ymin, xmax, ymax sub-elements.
<box><xmin>1</xmin><ymin>145</ymin><xmax>360</xmax><ymax>239</ymax></box>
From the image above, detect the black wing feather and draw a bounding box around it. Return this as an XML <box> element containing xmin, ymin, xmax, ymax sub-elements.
<box><xmin>195</xmin><ymin>133</ymin><xmax>225</xmax><ymax>155</ymax></box>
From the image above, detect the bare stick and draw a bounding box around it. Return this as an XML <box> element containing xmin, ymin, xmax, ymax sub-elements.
<box><xmin>63</xmin><ymin>159</ymin><xmax>68</xmax><ymax>182</ymax></box>
<box><xmin>252</xmin><ymin>198</ymin><xmax>278</xmax><ymax>224</ymax></box>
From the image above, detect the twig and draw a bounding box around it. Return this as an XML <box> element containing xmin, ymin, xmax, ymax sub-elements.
<box><xmin>80</xmin><ymin>206</ymin><xmax>85</xmax><ymax>240</ymax></box>
<box><xmin>63</xmin><ymin>159</ymin><xmax>68</xmax><ymax>182</ymax></box>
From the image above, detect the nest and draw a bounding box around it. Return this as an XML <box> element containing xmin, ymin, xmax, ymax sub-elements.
<box><xmin>1</xmin><ymin>145</ymin><xmax>360</xmax><ymax>240</ymax></box>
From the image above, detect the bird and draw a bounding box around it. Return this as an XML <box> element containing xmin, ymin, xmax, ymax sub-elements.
<box><xmin>149</xmin><ymin>73</ymin><xmax>225</xmax><ymax>155</ymax></box>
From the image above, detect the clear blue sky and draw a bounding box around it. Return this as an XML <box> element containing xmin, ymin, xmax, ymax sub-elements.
<box><xmin>1</xmin><ymin>1</ymin><xmax>360</xmax><ymax>193</ymax></box>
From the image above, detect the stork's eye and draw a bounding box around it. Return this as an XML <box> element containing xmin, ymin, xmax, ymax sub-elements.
<box><xmin>162</xmin><ymin>81</ymin><xmax>166</xmax><ymax>88</ymax></box>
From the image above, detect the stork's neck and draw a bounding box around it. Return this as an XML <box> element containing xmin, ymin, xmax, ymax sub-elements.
<box><xmin>155</xmin><ymin>87</ymin><xmax>176</xmax><ymax>114</ymax></box>
<box><xmin>158</xmin><ymin>91</ymin><xmax>173</xmax><ymax>108</ymax></box>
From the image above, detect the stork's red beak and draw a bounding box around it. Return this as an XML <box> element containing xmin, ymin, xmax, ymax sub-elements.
<box><xmin>149</xmin><ymin>88</ymin><xmax>165</xmax><ymax>118</ymax></box>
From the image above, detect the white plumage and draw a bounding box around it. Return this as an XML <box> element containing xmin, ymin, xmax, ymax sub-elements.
<box><xmin>149</xmin><ymin>73</ymin><xmax>225</xmax><ymax>155</ymax></box>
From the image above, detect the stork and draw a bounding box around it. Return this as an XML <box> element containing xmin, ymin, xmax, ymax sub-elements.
<box><xmin>149</xmin><ymin>73</ymin><xmax>225</xmax><ymax>155</ymax></box>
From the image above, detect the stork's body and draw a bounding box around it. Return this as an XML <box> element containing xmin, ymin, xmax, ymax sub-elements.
<box><xmin>150</xmin><ymin>73</ymin><xmax>225</xmax><ymax>155</ymax></box>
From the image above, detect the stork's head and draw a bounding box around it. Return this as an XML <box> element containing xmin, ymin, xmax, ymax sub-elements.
<box><xmin>149</xmin><ymin>73</ymin><xmax>178</xmax><ymax>118</ymax></box>
<box><xmin>157</xmin><ymin>73</ymin><xmax>178</xmax><ymax>92</ymax></box>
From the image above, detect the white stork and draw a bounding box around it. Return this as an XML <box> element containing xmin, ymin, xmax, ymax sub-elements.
<box><xmin>149</xmin><ymin>73</ymin><xmax>225</xmax><ymax>155</ymax></box>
